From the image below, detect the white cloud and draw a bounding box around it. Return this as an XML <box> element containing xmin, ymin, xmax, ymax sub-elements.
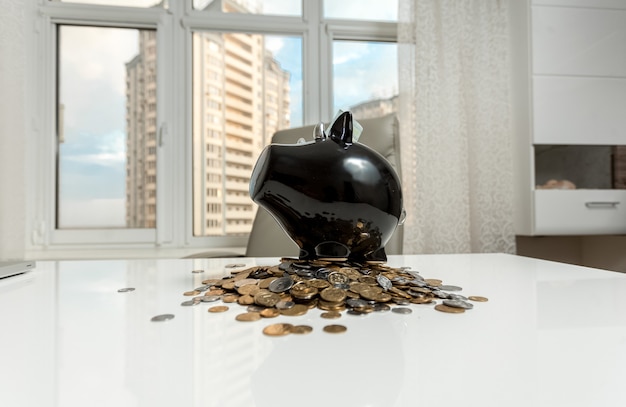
<box><xmin>333</xmin><ymin>42</ymin><xmax>371</xmax><ymax>65</ymax></box>
<box><xmin>265</xmin><ymin>36</ymin><xmax>285</xmax><ymax>54</ymax></box>
<box><xmin>64</xmin><ymin>152</ymin><xmax>126</xmax><ymax>168</ymax></box>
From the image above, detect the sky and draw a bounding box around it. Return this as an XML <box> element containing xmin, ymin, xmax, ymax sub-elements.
<box><xmin>57</xmin><ymin>0</ymin><xmax>398</xmax><ymax>229</ymax></box>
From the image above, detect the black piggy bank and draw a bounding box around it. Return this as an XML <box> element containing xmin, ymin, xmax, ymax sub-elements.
<box><xmin>249</xmin><ymin>111</ymin><xmax>403</xmax><ymax>263</ymax></box>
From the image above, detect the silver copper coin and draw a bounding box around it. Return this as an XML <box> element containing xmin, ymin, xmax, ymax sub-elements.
<box><xmin>117</xmin><ymin>287</ymin><xmax>135</xmax><ymax>293</ymax></box>
<box><xmin>151</xmin><ymin>314</ymin><xmax>175</xmax><ymax>322</ymax></box>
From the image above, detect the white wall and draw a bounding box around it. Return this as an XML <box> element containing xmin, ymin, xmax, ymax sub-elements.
<box><xmin>0</xmin><ymin>0</ymin><xmax>31</xmax><ymax>260</ymax></box>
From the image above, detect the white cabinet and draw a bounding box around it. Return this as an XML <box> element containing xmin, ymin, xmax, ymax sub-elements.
<box><xmin>512</xmin><ymin>0</ymin><xmax>626</xmax><ymax>236</ymax></box>
<box><xmin>532</xmin><ymin>7</ymin><xmax>626</xmax><ymax>76</ymax></box>
<box><xmin>533</xmin><ymin>77</ymin><xmax>626</xmax><ymax>145</ymax></box>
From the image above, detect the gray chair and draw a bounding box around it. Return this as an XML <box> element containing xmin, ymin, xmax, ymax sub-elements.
<box><xmin>244</xmin><ymin>113</ymin><xmax>403</xmax><ymax>258</ymax></box>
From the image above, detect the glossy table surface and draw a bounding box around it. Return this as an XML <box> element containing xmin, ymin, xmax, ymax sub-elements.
<box><xmin>2</xmin><ymin>253</ymin><xmax>626</xmax><ymax>407</ymax></box>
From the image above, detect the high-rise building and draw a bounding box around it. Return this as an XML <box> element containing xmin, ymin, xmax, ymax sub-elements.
<box><xmin>126</xmin><ymin>30</ymin><xmax>157</xmax><ymax>229</ymax></box>
<box><xmin>125</xmin><ymin>2</ymin><xmax>290</xmax><ymax>235</ymax></box>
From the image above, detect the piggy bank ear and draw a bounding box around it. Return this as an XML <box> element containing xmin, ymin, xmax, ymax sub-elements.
<box><xmin>328</xmin><ymin>111</ymin><xmax>353</xmax><ymax>146</ymax></box>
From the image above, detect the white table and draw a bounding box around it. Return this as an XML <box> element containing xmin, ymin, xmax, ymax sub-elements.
<box><xmin>2</xmin><ymin>254</ymin><xmax>626</xmax><ymax>407</ymax></box>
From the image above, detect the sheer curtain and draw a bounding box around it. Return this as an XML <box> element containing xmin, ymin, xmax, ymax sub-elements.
<box><xmin>397</xmin><ymin>0</ymin><xmax>515</xmax><ymax>254</ymax></box>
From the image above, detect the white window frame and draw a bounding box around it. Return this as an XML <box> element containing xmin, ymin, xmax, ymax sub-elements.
<box><xmin>27</xmin><ymin>0</ymin><xmax>397</xmax><ymax>258</ymax></box>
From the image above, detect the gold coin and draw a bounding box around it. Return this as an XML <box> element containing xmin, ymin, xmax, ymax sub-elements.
<box><xmin>320</xmin><ymin>311</ymin><xmax>342</xmax><ymax>319</ymax></box>
<box><xmin>320</xmin><ymin>287</ymin><xmax>347</xmax><ymax>302</ymax></box>
<box><xmin>291</xmin><ymin>325</ymin><xmax>313</xmax><ymax>335</ymax></box>
<box><xmin>323</xmin><ymin>324</ymin><xmax>347</xmax><ymax>334</ymax></box>
<box><xmin>434</xmin><ymin>304</ymin><xmax>465</xmax><ymax>314</ymax></box>
<box><xmin>259</xmin><ymin>277</ymin><xmax>277</xmax><ymax>289</ymax></box>
<box><xmin>290</xmin><ymin>284</ymin><xmax>318</xmax><ymax>300</ymax></box>
<box><xmin>280</xmin><ymin>304</ymin><xmax>308</xmax><ymax>316</ymax></box>
<box><xmin>221</xmin><ymin>280</ymin><xmax>236</xmax><ymax>290</ymax></box>
<box><xmin>263</xmin><ymin>323</ymin><xmax>293</xmax><ymax>336</ymax></box>
<box><xmin>357</xmin><ymin>276</ymin><xmax>377</xmax><ymax>285</ymax></box>
<box><xmin>208</xmin><ymin>305</ymin><xmax>229</xmax><ymax>313</ymax></box>
<box><xmin>237</xmin><ymin>285</ymin><xmax>260</xmax><ymax>296</ymax></box>
<box><xmin>259</xmin><ymin>308</ymin><xmax>281</xmax><ymax>318</ymax></box>
<box><xmin>235</xmin><ymin>312</ymin><xmax>261</xmax><ymax>322</ymax></box>
<box><xmin>201</xmin><ymin>278</ymin><xmax>221</xmax><ymax>286</ymax></box>
<box><xmin>373</xmin><ymin>292</ymin><xmax>392</xmax><ymax>302</ymax></box>
<box><xmin>222</xmin><ymin>293</ymin><xmax>239</xmax><ymax>303</ymax></box>
<box><xmin>183</xmin><ymin>290</ymin><xmax>200</xmax><ymax>296</ymax></box>
<box><xmin>410</xmin><ymin>297</ymin><xmax>434</xmax><ymax>304</ymax></box>
<box><xmin>307</xmin><ymin>279</ymin><xmax>331</xmax><ymax>289</ymax></box>
<box><xmin>468</xmin><ymin>295</ymin><xmax>489</xmax><ymax>302</ymax></box>
<box><xmin>254</xmin><ymin>291</ymin><xmax>281</xmax><ymax>307</ymax></box>
<box><xmin>425</xmin><ymin>278</ymin><xmax>443</xmax><ymax>287</ymax></box>
<box><xmin>237</xmin><ymin>294</ymin><xmax>255</xmax><ymax>305</ymax></box>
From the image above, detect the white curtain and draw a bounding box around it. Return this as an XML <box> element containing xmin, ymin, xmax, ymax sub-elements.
<box><xmin>398</xmin><ymin>0</ymin><xmax>515</xmax><ymax>254</ymax></box>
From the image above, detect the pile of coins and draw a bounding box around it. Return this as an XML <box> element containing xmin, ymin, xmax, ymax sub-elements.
<box><xmin>181</xmin><ymin>258</ymin><xmax>488</xmax><ymax>336</ymax></box>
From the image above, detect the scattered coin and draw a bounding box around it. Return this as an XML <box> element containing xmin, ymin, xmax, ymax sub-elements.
<box><xmin>222</xmin><ymin>294</ymin><xmax>239</xmax><ymax>303</ymax></box>
<box><xmin>181</xmin><ymin>300</ymin><xmax>199</xmax><ymax>306</ymax></box>
<box><xmin>234</xmin><ymin>278</ymin><xmax>258</xmax><ymax>288</ymax></box>
<box><xmin>225</xmin><ymin>263</ymin><xmax>247</xmax><ymax>269</ymax></box>
<box><xmin>376</xmin><ymin>274</ymin><xmax>392</xmax><ymax>290</ymax></box>
<box><xmin>373</xmin><ymin>303</ymin><xmax>391</xmax><ymax>312</ymax></box>
<box><xmin>263</xmin><ymin>323</ymin><xmax>294</xmax><ymax>336</ymax></box>
<box><xmin>208</xmin><ymin>305</ymin><xmax>229</xmax><ymax>313</ymax></box>
<box><xmin>275</xmin><ymin>300</ymin><xmax>295</xmax><ymax>310</ymax></box>
<box><xmin>191</xmin><ymin>269</ymin><xmax>204</xmax><ymax>274</ymax></box>
<box><xmin>320</xmin><ymin>287</ymin><xmax>347</xmax><ymax>302</ymax></box>
<box><xmin>117</xmin><ymin>287</ymin><xmax>135</xmax><ymax>293</ymax></box>
<box><xmin>291</xmin><ymin>325</ymin><xmax>313</xmax><ymax>335</ymax></box>
<box><xmin>443</xmin><ymin>299</ymin><xmax>474</xmax><ymax>309</ymax></box>
<box><xmin>434</xmin><ymin>304</ymin><xmax>465</xmax><ymax>314</ymax></box>
<box><xmin>439</xmin><ymin>285</ymin><xmax>462</xmax><ymax>292</ymax></box>
<box><xmin>269</xmin><ymin>276</ymin><xmax>294</xmax><ymax>293</ymax></box>
<box><xmin>200</xmin><ymin>295</ymin><xmax>221</xmax><ymax>303</ymax></box>
<box><xmin>280</xmin><ymin>304</ymin><xmax>308</xmax><ymax>316</ymax></box>
<box><xmin>181</xmin><ymin>258</ymin><xmax>486</xmax><ymax>336</ymax></box>
<box><xmin>392</xmin><ymin>307</ymin><xmax>412</xmax><ymax>315</ymax></box>
<box><xmin>254</xmin><ymin>291</ymin><xmax>281</xmax><ymax>307</ymax></box>
<box><xmin>235</xmin><ymin>312</ymin><xmax>261</xmax><ymax>322</ymax></box>
<box><xmin>260</xmin><ymin>308</ymin><xmax>281</xmax><ymax>318</ymax></box>
<box><xmin>323</xmin><ymin>324</ymin><xmax>347</xmax><ymax>334</ymax></box>
<box><xmin>347</xmin><ymin>309</ymin><xmax>368</xmax><ymax>316</ymax></box>
<box><xmin>151</xmin><ymin>314</ymin><xmax>175</xmax><ymax>322</ymax></box>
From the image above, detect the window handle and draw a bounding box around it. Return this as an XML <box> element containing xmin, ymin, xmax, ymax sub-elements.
<box><xmin>159</xmin><ymin>123</ymin><xmax>167</xmax><ymax>147</ymax></box>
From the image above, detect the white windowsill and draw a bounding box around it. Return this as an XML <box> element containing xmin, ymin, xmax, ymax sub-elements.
<box><xmin>25</xmin><ymin>246</ymin><xmax>246</xmax><ymax>261</ymax></box>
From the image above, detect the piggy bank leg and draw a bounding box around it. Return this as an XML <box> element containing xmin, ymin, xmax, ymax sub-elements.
<box><xmin>364</xmin><ymin>247</ymin><xmax>387</xmax><ymax>263</ymax></box>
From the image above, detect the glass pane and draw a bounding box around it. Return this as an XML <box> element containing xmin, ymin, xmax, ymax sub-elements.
<box><xmin>50</xmin><ymin>0</ymin><xmax>163</xmax><ymax>7</ymax></box>
<box><xmin>194</xmin><ymin>0</ymin><xmax>301</xmax><ymax>16</ymax></box>
<box><xmin>57</xmin><ymin>26</ymin><xmax>157</xmax><ymax>229</ymax></box>
<box><xmin>333</xmin><ymin>40</ymin><xmax>398</xmax><ymax>120</ymax></box>
<box><xmin>535</xmin><ymin>145</ymin><xmax>626</xmax><ymax>190</ymax></box>
<box><xmin>192</xmin><ymin>32</ymin><xmax>302</xmax><ymax>236</ymax></box>
<box><xmin>324</xmin><ymin>0</ymin><xmax>397</xmax><ymax>21</ymax></box>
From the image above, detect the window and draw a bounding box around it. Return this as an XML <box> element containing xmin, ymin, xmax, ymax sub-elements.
<box><xmin>33</xmin><ymin>0</ymin><xmax>398</xmax><ymax>254</ymax></box>
<box><xmin>57</xmin><ymin>25</ymin><xmax>156</xmax><ymax>229</ymax></box>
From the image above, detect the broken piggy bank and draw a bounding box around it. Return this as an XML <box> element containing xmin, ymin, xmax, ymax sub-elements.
<box><xmin>249</xmin><ymin>111</ymin><xmax>404</xmax><ymax>263</ymax></box>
